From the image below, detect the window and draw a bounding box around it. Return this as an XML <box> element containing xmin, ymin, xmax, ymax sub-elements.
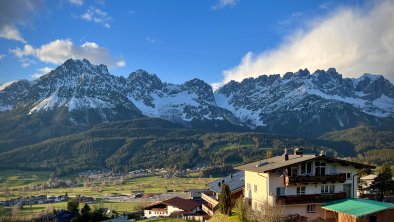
<box><xmin>306</xmin><ymin>162</ymin><xmax>312</xmax><ymax>174</ymax></box>
<box><xmin>301</xmin><ymin>162</ymin><xmax>312</xmax><ymax>175</ymax></box>
<box><xmin>301</xmin><ymin>163</ymin><xmax>306</xmax><ymax>175</ymax></box>
<box><xmin>346</xmin><ymin>173</ymin><xmax>351</xmax><ymax>179</ymax></box>
<box><xmin>315</xmin><ymin>161</ymin><xmax>326</xmax><ymax>176</ymax></box>
<box><xmin>276</xmin><ymin>187</ymin><xmax>285</xmax><ymax>196</ymax></box>
<box><xmin>254</xmin><ymin>185</ymin><xmax>258</xmax><ymax>193</ymax></box>
<box><xmin>247</xmin><ymin>183</ymin><xmax>251</xmax><ymax>190</ymax></box>
<box><xmin>321</xmin><ymin>185</ymin><xmax>334</xmax><ymax>194</ymax></box>
<box><xmin>291</xmin><ymin>167</ymin><xmax>298</xmax><ymax>176</ymax></box>
<box><xmin>307</xmin><ymin>204</ymin><xmax>316</xmax><ymax>213</ymax></box>
<box><xmin>329</xmin><ymin>185</ymin><xmax>335</xmax><ymax>193</ymax></box>
<box><xmin>321</xmin><ymin>185</ymin><xmax>329</xmax><ymax>194</ymax></box>
<box><xmin>297</xmin><ymin>186</ymin><xmax>306</xmax><ymax>195</ymax></box>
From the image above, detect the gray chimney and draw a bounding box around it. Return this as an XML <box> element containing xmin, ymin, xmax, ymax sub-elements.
<box><xmin>284</xmin><ymin>148</ymin><xmax>289</xmax><ymax>161</ymax></box>
<box><xmin>294</xmin><ymin>148</ymin><xmax>304</xmax><ymax>157</ymax></box>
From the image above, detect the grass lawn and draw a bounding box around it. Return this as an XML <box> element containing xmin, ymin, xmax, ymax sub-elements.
<box><xmin>11</xmin><ymin>200</ymin><xmax>144</xmax><ymax>221</ymax></box>
<box><xmin>0</xmin><ymin>174</ymin><xmax>217</xmax><ymax>200</ymax></box>
<box><xmin>0</xmin><ymin>169</ymin><xmax>52</xmax><ymax>189</ymax></box>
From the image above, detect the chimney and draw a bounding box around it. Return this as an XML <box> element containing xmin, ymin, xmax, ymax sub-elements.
<box><xmin>284</xmin><ymin>148</ymin><xmax>289</xmax><ymax>161</ymax></box>
<box><xmin>320</xmin><ymin>150</ymin><xmax>325</xmax><ymax>156</ymax></box>
<box><xmin>294</xmin><ymin>148</ymin><xmax>304</xmax><ymax>157</ymax></box>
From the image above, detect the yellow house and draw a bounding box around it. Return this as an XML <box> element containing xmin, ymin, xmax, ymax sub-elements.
<box><xmin>235</xmin><ymin>149</ymin><xmax>374</xmax><ymax>221</ymax></box>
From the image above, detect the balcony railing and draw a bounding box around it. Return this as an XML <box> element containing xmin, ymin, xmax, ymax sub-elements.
<box><xmin>202</xmin><ymin>203</ymin><xmax>215</xmax><ymax>216</ymax></box>
<box><xmin>285</xmin><ymin>173</ymin><xmax>346</xmax><ymax>186</ymax></box>
<box><xmin>276</xmin><ymin>192</ymin><xmax>347</xmax><ymax>205</ymax></box>
<box><xmin>201</xmin><ymin>192</ymin><xmax>219</xmax><ymax>207</ymax></box>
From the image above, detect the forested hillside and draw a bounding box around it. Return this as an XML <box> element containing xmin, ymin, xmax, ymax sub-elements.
<box><xmin>0</xmin><ymin>118</ymin><xmax>393</xmax><ymax>175</ymax></box>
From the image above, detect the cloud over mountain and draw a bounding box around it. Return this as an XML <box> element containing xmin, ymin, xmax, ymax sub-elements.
<box><xmin>11</xmin><ymin>39</ymin><xmax>125</xmax><ymax>68</ymax></box>
<box><xmin>213</xmin><ymin>1</ymin><xmax>394</xmax><ymax>89</ymax></box>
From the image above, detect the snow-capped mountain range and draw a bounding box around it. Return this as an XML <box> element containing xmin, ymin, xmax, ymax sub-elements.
<box><xmin>1</xmin><ymin>59</ymin><xmax>394</xmax><ymax>135</ymax></box>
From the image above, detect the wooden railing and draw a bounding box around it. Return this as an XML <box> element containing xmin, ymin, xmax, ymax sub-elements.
<box><xmin>276</xmin><ymin>192</ymin><xmax>347</xmax><ymax>205</ymax></box>
<box><xmin>202</xmin><ymin>203</ymin><xmax>215</xmax><ymax>216</ymax></box>
<box><xmin>285</xmin><ymin>173</ymin><xmax>346</xmax><ymax>186</ymax></box>
<box><xmin>201</xmin><ymin>192</ymin><xmax>219</xmax><ymax>207</ymax></box>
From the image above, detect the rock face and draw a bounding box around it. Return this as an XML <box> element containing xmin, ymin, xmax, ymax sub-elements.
<box><xmin>1</xmin><ymin>59</ymin><xmax>394</xmax><ymax>136</ymax></box>
<box><xmin>214</xmin><ymin>68</ymin><xmax>394</xmax><ymax>135</ymax></box>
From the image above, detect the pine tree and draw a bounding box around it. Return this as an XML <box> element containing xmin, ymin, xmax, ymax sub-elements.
<box><xmin>81</xmin><ymin>203</ymin><xmax>91</xmax><ymax>215</ymax></box>
<box><xmin>371</xmin><ymin>163</ymin><xmax>394</xmax><ymax>200</ymax></box>
<box><xmin>219</xmin><ymin>184</ymin><xmax>232</xmax><ymax>216</ymax></box>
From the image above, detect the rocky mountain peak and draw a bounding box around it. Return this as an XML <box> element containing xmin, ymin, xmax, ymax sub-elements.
<box><xmin>127</xmin><ymin>69</ymin><xmax>163</xmax><ymax>93</ymax></box>
<box><xmin>52</xmin><ymin>58</ymin><xmax>110</xmax><ymax>78</ymax></box>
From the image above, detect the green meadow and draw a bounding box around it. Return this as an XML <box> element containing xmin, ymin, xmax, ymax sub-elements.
<box><xmin>0</xmin><ymin>169</ymin><xmax>217</xmax><ymax>220</ymax></box>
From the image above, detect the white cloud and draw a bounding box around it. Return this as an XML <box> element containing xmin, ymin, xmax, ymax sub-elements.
<box><xmin>0</xmin><ymin>54</ymin><xmax>5</xmax><ymax>60</ymax></box>
<box><xmin>146</xmin><ymin>36</ymin><xmax>156</xmax><ymax>44</ymax></box>
<box><xmin>212</xmin><ymin>0</ymin><xmax>238</xmax><ymax>10</ymax></box>
<box><xmin>10</xmin><ymin>39</ymin><xmax>125</xmax><ymax>68</ymax></box>
<box><xmin>69</xmin><ymin>0</ymin><xmax>83</xmax><ymax>6</ymax></box>
<box><xmin>214</xmin><ymin>1</ymin><xmax>394</xmax><ymax>88</ymax></box>
<box><xmin>81</xmin><ymin>7</ymin><xmax>111</xmax><ymax>28</ymax></box>
<box><xmin>31</xmin><ymin>67</ymin><xmax>53</xmax><ymax>79</ymax></box>
<box><xmin>0</xmin><ymin>0</ymin><xmax>43</xmax><ymax>43</ymax></box>
<box><xmin>0</xmin><ymin>25</ymin><xmax>26</xmax><ymax>43</ymax></box>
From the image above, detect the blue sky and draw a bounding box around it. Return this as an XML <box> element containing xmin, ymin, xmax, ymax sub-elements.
<box><xmin>0</xmin><ymin>0</ymin><xmax>393</xmax><ymax>88</ymax></box>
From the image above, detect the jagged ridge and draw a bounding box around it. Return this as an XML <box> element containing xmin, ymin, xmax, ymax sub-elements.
<box><xmin>1</xmin><ymin>59</ymin><xmax>394</xmax><ymax>136</ymax></box>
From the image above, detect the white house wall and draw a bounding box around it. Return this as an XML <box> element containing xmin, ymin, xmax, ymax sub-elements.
<box><xmin>243</xmin><ymin>158</ymin><xmax>362</xmax><ymax>217</ymax></box>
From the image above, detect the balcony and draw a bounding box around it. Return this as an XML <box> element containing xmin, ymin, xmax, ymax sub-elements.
<box><xmin>201</xmin><ymin>192</ymin><xmax>219</xmax><ymax>216</ymax></box>
<box><xmin>202</xmin><ymin>204</ymin><xmax>215</xmax><ymax>216</ymax></box>
<box><xmin>285</xmin><ymin>173</ymin><xmax>346</xmax><ymax>186</ymax></box>
<box><xmin>276</xmin><ymin>192</ymin><xmax>347</xmax><ymax>205</ymax></box>
<box><xmin>201</xmin><ymin>192</ymin><xmax>219</xmax><ymax>207</ymax></box>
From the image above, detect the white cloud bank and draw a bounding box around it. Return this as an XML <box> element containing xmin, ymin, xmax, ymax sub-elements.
<box><xmin>11</xmin><ymin>39</ymin><xmax>125</xmax><ymax>68</ymax></box>
<box><xmin>213</xmin><ymin>0</ymin><xmax>394</xmax><ymax>89</ymax></box>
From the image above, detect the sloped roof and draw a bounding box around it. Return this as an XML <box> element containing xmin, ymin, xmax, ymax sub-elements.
<box><xmin>162</xmin><ymin>197</ymin><xmax>200</xmax><ymax>211</ymax></box>
<box><xmin>207</xmin><ymin>171</ymin><xmax>244</xmax><ymax>193</ymax></box>
<box><xmin>144</xmin><ymin>197</ymin><xmax>200</xmax><ymax>212</ymax></box>
<box><xmin>322</xmin><ymin>199</ymin><xmax>394</xmax><ymax>217</ymax></box>
<box><xmin>235</xmin><ymin>154</ymin><xmax>374</xmax><ymax>173</ymax></box>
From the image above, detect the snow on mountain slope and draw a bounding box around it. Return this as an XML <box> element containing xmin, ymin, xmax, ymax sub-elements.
<box><xmin>0</xmin><ymin>80</ymin><xmax>18</xmax><ymax>91</ymax></box>
<box><xmin>125</xmin><ymin>70</ymin><xmax>239</xmax><ymax>124</ymax></box>
<box><xmin>1</xmin><ymin>59</ymin><xmax>393</xmax><ymax>134</ymax></box>
<box><xmin>214</xmin><ymin>68</ymin><xmax>394</xmax><ymax>130</ymax></box>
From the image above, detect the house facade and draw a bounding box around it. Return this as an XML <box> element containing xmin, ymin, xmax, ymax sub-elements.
<box><xmin>143</xmin><ymin>197</ymin><xmax>201</xmax><ymax>219</ymax></box>
<box><xmin>236</xmin><ymin>149</ymin><xmax>374</xmax><ymax>221</ymax></box>
<box><xmin>200</xmin><ymin>171</ymin><xmax>244</xmax><ymax>216</ymax></box>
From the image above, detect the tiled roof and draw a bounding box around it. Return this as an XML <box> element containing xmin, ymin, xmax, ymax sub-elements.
<box><xmin>235</xmin><ymin>154</ymin><xmax>374</xmax><ymax>173</ymax></box>
<box><xmin>162</xmin><ymin>197</ymin><xmax>200</xmax><ymax>212</ymax></box>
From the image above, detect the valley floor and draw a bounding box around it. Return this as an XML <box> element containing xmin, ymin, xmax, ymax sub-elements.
<box><xmin>0</xmin><ymin>169</ymin><xmax>217</xmax><ymax>221</ymax></box>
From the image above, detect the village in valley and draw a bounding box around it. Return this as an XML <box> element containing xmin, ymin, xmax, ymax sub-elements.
<box><xmin>1</xmin><ymin>0</ymin><xmax>394</xmax><ymax>222</ymax></box>
<box><xmin>1</xmin><ymin>148</ymin><xmax>394</xmax><ymax>222</ymax></box>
